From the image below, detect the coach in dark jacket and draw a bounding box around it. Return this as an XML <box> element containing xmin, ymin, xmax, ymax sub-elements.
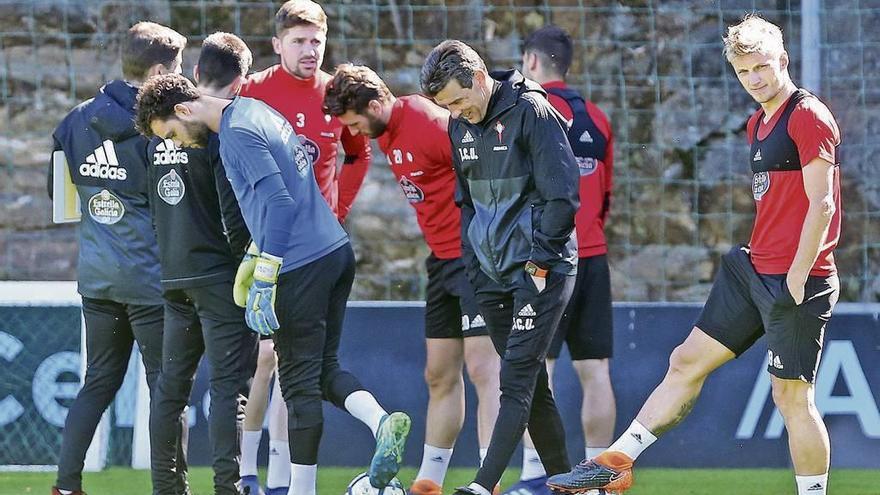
<box><xmin>421</xmin><ymin>40</ymin><xmax>579</xmax><ymax>495</ymax></box>
<box><xmin>48</xmin><ymin>22</ymin><xmax>186</xmax><ymax>495</ymax></box>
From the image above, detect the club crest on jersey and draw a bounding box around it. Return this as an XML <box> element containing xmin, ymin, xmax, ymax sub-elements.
<box><xmin>294</xmin><ymin>146</ymin><xmax>310</xmax><ymax>178</ymax></box>
<box><xmin>494</xmin><ymin>121</ymin><xmax>505</xmax><ymax>141</ymax></box>
<box><xmin>157</xmin><ymin>169</ymin><xmax>185</xmax><ymax>206</ymax></box>
<box><xmin>88</xmin><ymin>189</ymin><xmax>125</xmax><ymax>224</ymax></box>
<box><xmin>753</xmin><ymin>171</ymin><xmax>770</xmax><ymax>200</ymax></box>
<box><xmin>152</xmin><ymin>139</ymin><xmax>188</xmax><ymax>165</ymax></box>
<box><xmin>398</xmin><ymin>176</ymin><xmax>425</xmax><ymax>203</ymax></box>
<box><xmin>297</xmin><ymin>134</ymin><xmax>320</xmax><ymax>165</ymax></box>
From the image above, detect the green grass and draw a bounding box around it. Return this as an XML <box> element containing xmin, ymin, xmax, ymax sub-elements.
<box><xmin>3</xmin><ymin>467</ymin><xmax>879</xmax><ymax>494</ymax></box>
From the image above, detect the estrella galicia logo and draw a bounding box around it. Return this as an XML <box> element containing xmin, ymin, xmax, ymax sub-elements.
<box><xmin>753</xmin><ymin>171</ymin><xmax>770</xmax><ymax>200</ymax></box>
<box><xmin>157</xmin><ymin>169</ymin><xmax>185</xmax><ymax>206</ymax></box>
<box><xmin>88</xmin><ymin>189</ymin><xmax>125</xmax><ymax>224</ymax></box>
<box><xmin>297</xmin><ymin>135</ymin><xmax>320</xmax><ymax>165</ymax></box>
<box><xmin>575</xmin><ymin>156</ymin><xmax>599</xmax><ymax>176</ymax></box>
<box><xmin>294</xmin><ymin>146</ymin><xmax>310</xmax><ymax>178</ymax></box>
<box><xmin>398</xmin><ymin>176</ymin><xmax>425</xmax><ymax>203</ymax></box>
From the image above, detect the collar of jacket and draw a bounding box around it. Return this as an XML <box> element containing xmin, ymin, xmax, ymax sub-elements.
<box><xmin>480</xmin><ymin>69</ymin><xmax>546</xmax><ymax>125</ymax></box>
<box><xmin>90</xmin><ymin>79</ymin><xmax>140</xmax><ymax>141</ymax></box>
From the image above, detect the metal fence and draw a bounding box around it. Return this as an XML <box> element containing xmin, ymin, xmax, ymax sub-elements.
<box><xmin>0</xmin><ymin>0</ymin><xmax>876</xmax><ymax>301</ymax></box>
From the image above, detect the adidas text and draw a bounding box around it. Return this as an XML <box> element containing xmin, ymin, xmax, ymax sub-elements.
<box><xmin>80</xmin><ymin>140</ymin><xmax>127</xmax><ymax>181</ymax></box>
<box><xmin>153</xmin><ymin>139</ymin><xmax>189</xmax><ymax>165</ymax></box>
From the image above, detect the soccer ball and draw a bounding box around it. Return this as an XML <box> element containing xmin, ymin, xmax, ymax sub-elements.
<box><xmin>344</xmin><ymin>472</ymin><xmax>406</xmax><ymax>495</ymax></box>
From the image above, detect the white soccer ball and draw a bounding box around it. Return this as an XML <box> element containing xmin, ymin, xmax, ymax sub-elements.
<box><xmin>344</xmin><ymin>472</ymin><xmax>406</xmax><ymax>495</ymax></box>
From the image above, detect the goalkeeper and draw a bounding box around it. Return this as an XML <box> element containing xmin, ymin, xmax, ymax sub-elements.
<box><xmin>135</xmin><ymin>73</ymin><xmax>411</xmax><ymax>495</ymax></box>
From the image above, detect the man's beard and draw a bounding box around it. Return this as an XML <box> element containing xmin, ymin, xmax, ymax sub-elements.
<box><xmin>184</xmin><ymin>121</ymin><xmax>211</xmax><ymax>148</ymax></box>
<box><xmin>365</xmin><ymin>114</ymin><xmax>387</xmax><ymax>138</ymax></box>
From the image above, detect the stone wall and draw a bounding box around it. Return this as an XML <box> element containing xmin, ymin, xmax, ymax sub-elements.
<box><xmin>1</xmin><ymin>1</ymin><xmax>876</xmax><ymax>301</ymax></box>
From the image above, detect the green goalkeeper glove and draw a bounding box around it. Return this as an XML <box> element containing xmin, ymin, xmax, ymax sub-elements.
<box><xmin>233</xmin><ymin>241</ymin><xmax>260</xmax><ymax>307</ymax></box>
<box><xmin>245</xmin><ymin>253</ymin><xmax>282</xmax><ymax>335</ymax></box>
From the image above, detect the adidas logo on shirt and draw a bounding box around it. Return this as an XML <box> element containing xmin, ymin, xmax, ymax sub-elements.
<box><xmin>753</xmin><ymin>149</ymin><xmax>762</xmax><ymax>161</ymax></box>
<box><xmin>579</xmin><ymin>130</ymin><xmax>594</xmax><ymax>143</ymax></box>
<box><xmin>80</xmin><ymin>139</ymin><xmax>127</xmax><ymax>180</ymax></box>
<box><xmin>518</xmin><ymin>304</ymin><xmax>536</xmax><ymax>317</ymax></box>
<box><xmin>153</xmin><ymin>139</ymin><xmax>189</xmax><ymax>165</ymax></box>
<box><xmin>461</xmin><ymin>130</ymin><xmax>474</xmax><ymax>143</ymax></box>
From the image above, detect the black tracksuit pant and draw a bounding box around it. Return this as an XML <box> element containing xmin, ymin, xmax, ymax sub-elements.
<box><xmin>470</xmin><ymin>269</ymin><xmax>575</xmax><ymax>490</ymax></box>
<box><xmin>56</xmin><ymin>298</ymin><xmax>172</xmax><ymax>491</ymax></box>
<box><xmin>150</xmin><ymin>279</ymin><xmax>258</xmax><ymax>495</ymax></box>
<box><xmin>272</xmin><ymin>243</ymin><xmax>366</xmax><ymax>466</ymax></box>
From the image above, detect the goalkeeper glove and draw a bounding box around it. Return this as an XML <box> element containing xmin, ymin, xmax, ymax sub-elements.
<box><xmin>245</xmin><ymin>253</ymin><xmax>282</xmax><ymax>335</ymax></box>
<box><xmin>233</xmin><ymin>241</ymin><xmax>260</xmax><ymax>307</ymax></box>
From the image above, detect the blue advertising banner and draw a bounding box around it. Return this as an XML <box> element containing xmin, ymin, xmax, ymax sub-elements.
<box><xmin>2</xmin><ymin>300</ymin><xmax>878</xmax><ymax>469</ymax></box>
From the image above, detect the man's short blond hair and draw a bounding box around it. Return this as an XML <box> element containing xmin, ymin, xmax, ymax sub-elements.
<box><xmin>722</xmin><ymin>14</ymin><xmax>785</xmax><ymax>62</ymax></box>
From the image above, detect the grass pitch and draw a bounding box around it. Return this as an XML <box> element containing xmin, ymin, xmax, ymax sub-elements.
<box><xmin>2</xmin><ymin>466</ymin><xmax>879</xmax><ymax>494</ymax></box>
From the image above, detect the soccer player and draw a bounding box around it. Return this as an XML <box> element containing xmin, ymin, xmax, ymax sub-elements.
<box><xmin>503</xmin><ymin>25</ymin><xmax>617</xmax><ymax>495</ymax></box>
<box><xmin>48</xmin><ymin>22</ymin><xmax>185</xmax><ymax>495</ymax></box>
<box><xmin>145</xmin><ymin>33</ymin><xmax>258</xmax><ymax>495</ymax></box>
<box><xmin>237</xmin><ymin>3</ymin><xmax>372</xmax><ymax>489</ymax></box>
<box><xmin>135</xmin><ymin>73</ymin><xmax>411</xmax><ymax>495</ymax></box>
<box><xmin>547</xmin><ymin>15</ymin><xmax>842</xmax><ymax>495</ymax></box>
<box><xmin>420</xmin><ymin>41</ymin><xmax>580</xmax><ymax>495</ymax></box>
<box><xmin>323</xmin><ymin>64</ymin><xmax>502</xmax><ymax>495</ymax></box>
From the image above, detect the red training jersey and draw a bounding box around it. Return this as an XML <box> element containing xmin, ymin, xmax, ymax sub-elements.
<box><xmin>241</xmin><ymin>65</ymin><xmax>371</xmax><ymax>221</ymax></box>
<box><xmin>746</xmin><ymin>89</ymin><xmax>841</xmax><ymax>276</ymax></box>
<box><xmin>376</xmin><ymin>95</ymin><xmax>461</xmax><ymax>259</ymax></box>
<box><xmin>543</xmin><ymin>81</ymin><xmax>614</xmax><ymax>257</ymax></box>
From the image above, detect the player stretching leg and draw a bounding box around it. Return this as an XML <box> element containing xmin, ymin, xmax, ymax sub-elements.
<box><xmin>324</xmin><ymin>64</ymin><xmax>502</xmax><ymax>495</ymax></box>
<box><xmin>239</xmin><ymin>3</ymin><xmax>372</xmax><ymax>490</ymax></box>
<box><xmin>548</xmin><ymin>15</ymin><xmax>842</xmax><ymax>495</ymax></box>
<box><xmin>135</xmin><ymin>75</ymin><xmax>411</xmax><ymax>494</ymax></box>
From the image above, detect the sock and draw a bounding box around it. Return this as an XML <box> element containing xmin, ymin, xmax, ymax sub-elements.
<box><xmin>267</xmin><ymin>440</ymin><xmax>291</xmax><ymax>488</ymax></box>
<box><xmin>479</xmin><ymin>447</ymin><xmax>488</xmax><ymax>468</ymax></box>
<box><xmin>289</xmin><ymin>463</ymin><xmax>317</xmax><ymax>495</ymax></box>
<box><xmin>415</xmin><ymin>444</ymin><xmax>454</xmax><ymax>486</ymax></box>
<box><xmin>607</xmin><ymin>420</ymin><xmax>657</xmax><ymax>461</ymax></box>
<box><xmin>239</xmin><ymin>429</ymin><xmax>262</xmax><ymax>477</ymax></box>
<box><xmin>467</xmin><ymin>482</ymin><xmax>492</xmax><ymax>495</ymax></box>
<box><xmin>586</xmin><ymin>446</ymin><xmax>607</xmax><ymax>459</ymax></box>
<box><xmin>796</xmin><ymin>473</ymin><xmax>828</xmax><ymax>495</ymax></box>
<box><xmin>520</xmin><ymin>447</ymin><xmax>547</xmax><ymax>481</ymax></box>
<box><xmin>343</xmin><ymin>390</ymin><xmax>387</xmax><ymax>437</ymax></box>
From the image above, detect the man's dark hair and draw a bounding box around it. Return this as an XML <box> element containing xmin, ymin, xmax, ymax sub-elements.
<box><xmin>420</xmin><ymin>40</ymin><xmax>487</xmax><ymax>97</ymax></box>
<box><xmin>122</xmin><ymin>21</ymin><xmax>186</xmax><ymax>81</ymax></box>
<box><xmin>323</xmin><ymin>64</ymin><xmax>392</xmax><ymax>116</ymax></box>
<box><xmin>197</xmin><ymin>32</ymin><xmax>253</xmax><ymax>89</ymax></box>
<box><xmin>275</xmin><ymin>0</ymin><xmax>327</xmax><ymax>36</ymax></box>
<box><xmin>135</xmin><ymin>73</ymin><xmax>200</xmax><ymax>137</ymax></box>
<box><xmin>523</xmin><ymin>24</ymin><xmax>574</xmax><ymax>77</ymax></box>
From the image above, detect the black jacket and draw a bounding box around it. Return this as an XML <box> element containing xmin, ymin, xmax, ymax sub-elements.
<box><xmin>147</xmin><ymin>134</ymin><xmax>250</xmax><ymax>289</ymax></box>
<box><xmin>50</xmin><ymin>80</ymin><xmax>162</xmax><ymax>305</ymax></box>
<box><xmin>451</xmin><ymin>70</ymin><xmax>579</xmax><ymax>285</ymax></box>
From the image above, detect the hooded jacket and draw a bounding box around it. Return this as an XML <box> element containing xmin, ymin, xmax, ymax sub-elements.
<box><xmin>451</xmin><ymin>70</ymin><xmax>579</xmax><ymax>285</ymax></box>
<box><xmin>51</xmin><ymin>80</ymin><xmax>162</xmax><ymax>305</ymax></box>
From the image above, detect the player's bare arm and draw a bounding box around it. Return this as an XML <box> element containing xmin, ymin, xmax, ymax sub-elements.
<box><xmin>786</xmin><ymin>157</ymin><xmax>836</xmax><ymax>304</ymax></box>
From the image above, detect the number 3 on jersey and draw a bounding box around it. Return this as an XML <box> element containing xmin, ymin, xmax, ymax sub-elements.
<box><xmin>295</xmin><ymin>113</ymin><xmax>305</xmax><ymax>128</ymax></box>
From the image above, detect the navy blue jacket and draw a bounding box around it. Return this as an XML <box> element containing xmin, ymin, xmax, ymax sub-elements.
<box><xmin>51</xmin><ymin>80</ymin><xmax>162</xmax><ymax>305</ymax></box>
<box><xmin>451</xmin><ymin>70</ymin><xmax>579</xmax><ymax>285</ymax></box>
